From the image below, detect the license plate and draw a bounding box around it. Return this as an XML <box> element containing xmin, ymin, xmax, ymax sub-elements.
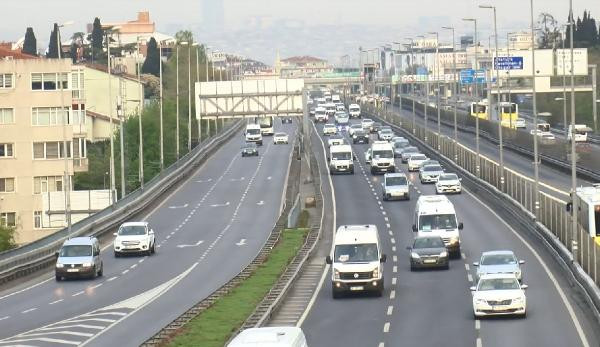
<box><xmin>350</xmin><ymin>286</ymin><xmax>364</xmax><ymax>291</ymax></box>
<box><xmin>424</xmin><ymin>259</ymin><xmax>436</xmax><ymax>264</ymax></box>
<box><xmin>67</xmin><ymin>268</ymin><xmax>79</xmax><ymax>272</ymax></box>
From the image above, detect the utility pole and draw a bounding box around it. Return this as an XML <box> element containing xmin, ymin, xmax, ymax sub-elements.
<box><xmin>592</xmin><ymin>64</ymin><xmax>598</xmax><ymax>132</ymax></box>
<box><xmin>117</xmin><ymin>85</ymin><xmax>125</xmax><ymax>199</ymax></box>
<box><xmin>569</xmin><ymin>0</ymin><xmax>578</xmax><ymax>261</ymax></box>
<box><xmin>187</xmin><ymin>43</ymin><xmax>192</xmax><ymax>152</ymax></box>
<box><xmin>463</xmin><ymin>18</ymin><xmax>480</xmax><ymax>176</ymax></box>
<box><xmin>196</xmin><ymin>45</ymin><xmax>201</xmax><ymax>143</ymax></box>
<box><xmin>443</xmin><ymin>26</ymin><xmax>458</xmax><ymax>161</ymax></box>
<box><xmin>159</xmin><ymin>42</ymin><xmax>164</xmax><ymax>170</ymax></box>
<box><xmin>137</xmin><ymin>38</ymin><xmax>144</xmax><ymax>188</ymax></box>
<box><xmin>531</xmin><ymin>0</ymin><xmax>540</xmax><ymax>214</ymax></box>
<box><xmin>107</xmin><ymin>31</ymin><xmax>116</xmax><ymax>203</ymax></box>
<box><xmin>176</xmin><ymin>43</ymin><xmax>181</xmax><ymax>159</ymax></box>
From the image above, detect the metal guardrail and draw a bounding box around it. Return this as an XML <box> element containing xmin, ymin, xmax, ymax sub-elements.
<box><xmin>0</xmin><ymin>120</ymin><xmax>243</xmax><ymax>285</ymax></box>
<box><xmin>366</xmin><ymin>104</ymin><xmax>600</xmax><ymax>322</ymax></box>
<box><xmin>142</xmin><ymin>130</ymin><xmax>303</xmax><ymax>346</ymax></box>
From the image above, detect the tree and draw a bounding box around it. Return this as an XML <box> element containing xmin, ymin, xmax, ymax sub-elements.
<box><xmin>91</xmin><ymin>17</ymin><xmax>104</xmax><ymax>59</ymax></box>
<box><xmin>22</xmin><ymin>27</ymin><xmax>37</xmax><ymax>56</ymax></box>
<box><xmin>175</xmin><ymin>30</ymin><xmax>194</xmax><ymax>44</ymax></box>
<box><xmin>0</xmin><ymin>224</ymin><xmax>16</xmax><ymax>252</ymax></box>
<box><xmin>46</xmin><ymin>23</ymin><xmax>61</xmax><ymax>58</ymax></box>
<box><xmin>537</xmin><ymin>13</ymin><xmax>561</xmax><ymax>48</ymax></box>
<box><xmin>142</xmin><ymin>37</ymin><xmax>160</xmax><ymax>77</ymax></box>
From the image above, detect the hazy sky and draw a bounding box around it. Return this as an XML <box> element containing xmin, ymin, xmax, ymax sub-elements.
<box><xmin>3</xmin><ymin>0</ymin><xmax>599</xmax><ymax>64</ymax></box>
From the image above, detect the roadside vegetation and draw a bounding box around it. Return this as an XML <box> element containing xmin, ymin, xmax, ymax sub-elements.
<box><xmin>0</xmin><ymin>225</ymin><xmax>17</xmax><ymax>252</ymax></box>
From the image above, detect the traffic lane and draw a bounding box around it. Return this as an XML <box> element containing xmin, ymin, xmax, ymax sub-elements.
<box><xmin>422</xmin><ymin>184</ymin><xmax>597</xmax><ymax>347</ymax></box>
<box><xmin>0</xmin><ymin>134</ymin><xmax>264</xmax><ymax>338</ymax></box>
<box><xmin>86</xmin><ymin>133</ymin><xmax>295</xmax><ymax>346</ymax></box>
<box><xmin>302</xmin><ymin>126</ymin><xmax>393</xmax><ymax>347</ymax></box>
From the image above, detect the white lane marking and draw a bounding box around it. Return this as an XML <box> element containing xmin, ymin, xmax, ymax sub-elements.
<box><xmin>387</xmin><ymin>305</ymin><xmax>394</xmax><ymax>316</ymax></box>
<box><xmin>121</xmin><ymin>270</ymin><xmax>129</xmax><ymax>275</ymax></box>
<box><xmin>467</xmin><ymin>274</ymin><xmax>473</xmax><ymax>282</ymax></box>
<box><xmin>384</xmin><ymin>217</ymin><xmax>389</xmax><ymax>222</ymax></box>
<box><xmin>392</xmin><ymin>277</ymin><xmax>397</xmax><ymax>285</ymax></box>
<box><xmin>22</xmin><ymin>330</ymin><xmax>94</xmax><ymax>338</ymax></box>
<box><xmin>0</xmin><ymin>276</ymin><xmax>53</xmax><ymax>302</ymax></box>
<box><xmin>196</xmin><ymin>178</ymin><xmax>212</xmax><ymax>183</ymax></box>
<box><xmin>461</xmin><ymin>252</ymin><xmax>466</xmax><ymax>260</ymax></box>
<box><xmin>0</xmin><ymin>316</ymin><xmax>9</xmax><ymax>321</ymax></box>
<box><xmin>236</xmin><ymin>239</ymin><xmax>247</xmax><ymax>246</ymax></box>
<box><xmin>465</xmin><ymin>264</ymin><xmax>470</xmax><ymax>271</ymax></box>
<box><xmin>267</xmin><ymin>176</ymin><xmax>272</xmax><ymax>180</ymax></box>
<box><xmin>393</xmin><ymin>266</ymin><xmax>397</xmax><ymax>273</ymax></box>
<box><xmin>176</xmin><ymin>240</ymin><xmax>205</xmax><ymax>248</ymax></box>
<box><xmin>390</xmin><ymin>238</ymin><xmax>395</xmax><ymax>244</ymax></box>
<box><xmin>209</xmin><ymin>201</ymin><xmax>230</xmax><ymax>207</ymax></box>
<box><xmin>22</xmin><ymin>307</ymin><xmax>37</xmax><ymax>314</ymax></box>
<box><xmin>390</xmin><ymin>290</ymin><xmax>396</xmax><ymax>299</ymax></box>
<box><xmin>465</xmin><ymin>189</ymin><xmax>590</xmax><ymax>347</ymax></box>
<box><xmin>107</xmin><ymin>276</ymin><xmax>117</xmax><ymax>282</ymax></box>
<box><xmin>378</xmin><ymin>343</ymin><xmax>385</xmax><ymax>347</ymax></box>
<box><xmin>130</xmin><ymin>264</ymin><xmax>137</xmax><ymax>270</ymax></box>
<box><xmin>138</xmin><ymin>259</ymin><xmax>145</xmax><ymax>263</ymax></box>
<box><xmin>382</xmin><ymin>211</ymin><xmax>386</xmax><ymax>215</ymax></box>
<box><xmin>392</xmin><ymin>255</ymin><xmax>398</xmax><ymax>263</ymax></box>
<box><xmin>476</xmin><ymin>337</ymin><xmax>482</xmax><ymax>347</ymax></box>
<box><xmin>392</xmin><ymin>246</ymin><xmax>396</xmax><ymax>252</ymax></box>
<box><xmin>72</xmin><ymin>291</ymin><xmax>84</xmax><ymax>297</ymax></box>
<box><xmin>383</xmin><ymin>322</ymin><xmax>390</xmax><ymax>333</ymax></box>
<box><xmin>475</xmin><ymin>320</ymin><xmax>480</xmax><ymax>330</ymax></box>
<box><xmin>90</xmin><ymin>283</ymin><xmax>103</xmax><ymax>290</ymax></box>
<box><xmin>49</xmin><ymin>299</ymin><xmax>63</xmax><ymax>305</ymax></box>
<box><xmin>229</xmin><ymin>177</ymin><xmax>245</xmax><ymax>182</ymax></box>
<box><xmin>257</xmin><ymin>200</ymin><xmax>265</xmax><ymax>206</ymax></box>
<box><xmin>168</xmin><ymin>203</ymin><xmax>188</xmax><ymax>209</ymax></box>
<box><xmin>1</xmin><ymin>337</ymin><xmax>80</xmax><ymax>345</ymax></box>
<box><xmin>386</xmin><ymin>223</ymin><xmax>391</xmax><ymax>228</ymax></box>
<box><xmin>388</xmin><ymin>230</ymin><xmax>393</xmax><ymax>236</ymax></box>
<box><xmin>39</xmin><ymin>324</ymin><xmax>104</xmax><ymax>331</ymax></box>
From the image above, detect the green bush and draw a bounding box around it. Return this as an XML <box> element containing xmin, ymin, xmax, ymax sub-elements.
<box><xmin>0</xmin><ymin>225</ymin><xmax>17</xmax><ymax>252</ymax></box>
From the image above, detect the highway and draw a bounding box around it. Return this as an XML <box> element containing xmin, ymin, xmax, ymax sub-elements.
<box><xmin>390</xmin><ymin>98</ymin><xmax>590</xmax><ymax>196</ymax></box>
<box><xmin>301</xmin><ymin>119</ymin><xmax>599</xmax><ymax>347</ymax></box>
<box><xmin>0</xmin><ymin>121</ymin><xmax>296</xmax><ymax>346</ymax></box>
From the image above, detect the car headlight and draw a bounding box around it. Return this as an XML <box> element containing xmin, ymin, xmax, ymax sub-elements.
<box><xmin>439</xmin><ymin>251</ymin><xmax>448</xmax><ymax>258</ymax></box>
<box><xmin>82</xmin><ymin>262</ymin><xmax>93</xmax><ymax>267</ymax></box>
<box><xmin>373</xmin><ymin>267</ymin><xmax>380</xmax><ymax>278</ymax></box>
<box><xmin>56</xmin><ymin>263</ymin><xmax>64</xmax><ymax>268</ymax></box>
<box><xmin>513</xmin><ymin>296</ymin><xmax>525</xmax><ymax>303</ymax></box>
<box><xmin>475</xmin><ymin>298</ymin><xmax>487</xmax><ymax>305</ymax></box>
<box><xmin>411</xmin><ymin>252</ymin><xmax>420</xmax><ymax>259</ymax></box>
<box><xmin>334</xmin><ymin>269</ymin><xmax>340</xmax><ymax>280</ymax></box>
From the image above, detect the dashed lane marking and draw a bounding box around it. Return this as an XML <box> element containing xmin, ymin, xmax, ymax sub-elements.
<box><xmin>390</xmin><ymin>290</ymin><xmax>396</xmax><ymax>300</ymax></box>
<box><xmin>387</xmin><ymin>306</ymin><xmax>393</xmax><ymax>316</ymax></box>
<box><xmin>467</xmin><ymin>274</ymin><xmax>473</xmax><ymax>283</ymax></box>
<box><xmin>21</xmin><ymin>308</ymin><xmax>37</xmax><ymax>314</ymax></box>
<box><xmin>383</xmin><ymin>322</ymin><xmax>390</xmax><ymax>333</ymax></box>
<box><xmin>49</xmin><ymin>299</ymin><xmax>63</xmax><ymax>305</ymax></box>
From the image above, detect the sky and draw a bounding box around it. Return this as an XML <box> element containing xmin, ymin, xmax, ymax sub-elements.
<box><xmin>3</xmin><ymin>0</ymin><xmax>599</xmax><ymax>65</ymax></box>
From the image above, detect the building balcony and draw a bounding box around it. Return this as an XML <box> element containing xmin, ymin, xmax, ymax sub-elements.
<box><xmin>73</xmin><ymin>157</ymin><xmax>88</xmax><ymax>172</ymax></box>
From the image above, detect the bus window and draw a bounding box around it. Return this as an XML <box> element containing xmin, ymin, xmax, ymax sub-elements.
<box><xmin>472</xmin><ymin>104</ymin><xmax>486</xmax><ymax>113</ymax></box>
<box><xmin>501</xmin><ymin>104</ymin><xmax>517</xmax><ymax>113</ymax></box>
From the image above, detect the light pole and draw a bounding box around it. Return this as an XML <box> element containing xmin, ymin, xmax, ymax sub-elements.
<box><xmin>56</xmin><ymin>20</ymin><xmax>74</xmax><ymax>235</ymax></box>
<box><xmin>558</xmin><ymin>25</ymin><xmax>568</xmax><ymax>138</ymax></box>
<box><xmin>195</xmin><ymin>44</ymin><xmax>201</xmax><ymax>143</ymax></box>
<box><xmin>405</xmin><ymin>38</ymin><xmax>417</xmax><ymax>134</ymax></box>
<box><xmin>136</xmin><ymin>37</ymin><xmax>144</xmax><ymax>188</ymax></box>
<box><xmin>530</xmin><ymin>0</ymin><xmax>540</xmax><ymax>214</ymax></box>
<box><xmin>177</xmin><ymin>41</ymin><xmax>189</xmax><ymax>159</ymax></box>
<box><xmin>159</xmin><ymin>41</ymin><xmax>164</xmax><ymax>170</ymax></box>
<box><xmin>105</xmin><ymin>26</ymin><xmax>119</xmax><ymax>203</ymax></box>
<box><xmin>506</xmin><ymin>32</ymin><xmax>517</xmax><ymax>128</ymax></box>
<box><xmin>442</xmin><ymin>26</ymin><xmax>458</xmax><ymax>161</ymax></box>
<box><xmin>187</xmin><ymin>42</ymin><xmax>193</xmax><ymax>152</ymax></box>
<box><xmin>568</xmin><ymin>0</ymin><xmax>578</xmax><ymax>260</ymax></box>
<box><xmin>429</xmin><ymin>31</ymin><xmax>441</xmax><ymax>147</ymax></box>
<box><xmin>592</xmin><ymin>64</ymin><xmax>597</xmax><ymax>132</ymax></box>
<box><xmin>463</xmin><ymin>18</ymin><xmax>481</xmax><ymax>176</ymax></box>
<box><xmin>480</xmin><ymin>5</ymin><xmax>504</xmax><ymax>189</ymax></box>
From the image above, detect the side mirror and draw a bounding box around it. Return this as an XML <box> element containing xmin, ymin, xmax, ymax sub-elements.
<box><xmin>325</xmin><ymin>255</ymin><xmax>332</xmax><ymax>264</ymax></box>
<box><xmin>149</xmin><ymin>229</ymin><xmax>155</xmax><ymax>235</ymax></box>
<box><xmin>469</xmin><ymin>286</ymin><xmax>476</xmax><ymax>291</ymax></box>
<box><xmin>113</xmin><ymin>232</ymin><xmax>118</xmax><ymax>236</ymax></box>
<box><xmin>519</xmin><ymin>260</ymin><xmax>525</xmax><ymax>265</ymax></box>
<box><xmin>412</xmin><ymin>225</ymin><xmax>417</xmax><ymax>232</ymax></box>
<box><xmin>458</xmin><ymin>222</ymin><xmax>464</xmax><ymax>230</ymax></box>
<box><xmin>459</xmin><ymin>178</ymin><xmax>463</xmax><ymax>181</ymax></box>
<box><xmin>55</xmin><ymin>251</ymin><xmax>60</xmax><ymax>258</ymax></box>
<box><xmin>473</xmin><ymin>262</ymin><xmax>479</xmax><ymax>267</ymax></box>
<box><xmin>380</xmin><ymin>254</ymin><xmax>387</xmax><ymax>263</ymax></box>
<box><xmin>521</xmin><ymin>284</ymin><xmax>529</xmax><ymax>290</ymax></box>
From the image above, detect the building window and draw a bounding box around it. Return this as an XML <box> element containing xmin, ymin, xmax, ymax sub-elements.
<box><xmin>32</xmin><ymin>142</ymin><xmax>71</xmax><ymax>160</ymax></box>
<box><xmin>0</xmin><ymin>178</ymin><xmax>15</xmax><ymax>193</ymax></box>
<box><xmin>31</xmin><ymin>73</ymin><xmax>68</xmax><ymax>91</ymax></box>
<box><xmin>33</xmin><ymin>176</ymin><xmax>64</xmax><ymax>194</ymax></box>
<box><xmin>0</xmin><ymin>108</ymin><xmax>14</xmax><ymax>124</ymax></box>
<box><xmin>0</xmin><ymin>212</ymin><xmax>16</xmax><ymax>227</ymax></box>
<box><xmin>34</xmin><ymin>211</ymin><xmax>43</xmax><ymax>229</ymax></box>
<box><xmin>0</xmin><ymin>74</ymin><xmax>13</xmax><ymax>88</ymax></box>
<box><xmin>0</xmin><ymin>143</ymin><xmax>13</xmax><ymax>157</ymax></box>
<box><xmin>31</xmin><ymin>107</ymin><xmax>70</xmax><ymax>126</ymax></box>
<box><xmin>73</xmin><ymin>138</ymin><xmax>86</xmax><ymax>158</ymax></box>
<box><xmin>71</xmin><ymin>71</ymin><xmax>84</xmax><ymax>99</ymax></box>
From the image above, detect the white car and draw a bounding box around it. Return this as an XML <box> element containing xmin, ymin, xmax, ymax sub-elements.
<box><xmin>435</xmin><ymin>173</ymin><xmax>462</xmax><ymax>194</ymax></box>
<box><xmin>361</xmin><ymin>118</ymin><xmax>374</xmax><ymax>131</ymax></box>
<box><xmin>530</xmin><ymin>129</ymin><xmax>555</xmax><ymax>140</ymax></box>
<box><xmin>113</xmin><ymin>222</ymin><xmax>156</xmax><ymax>257</ymax></box>
<box><xmin>323</xmin><ymin>123</ymin><xmax>337</xmax><ymax>136</ymax></box>
<box><xmin>327</xmin><ymin>135</ymin><xmax>345</xmax><ymax>147</ymax></box>
<box><xmin>348</xmin><ymin>124</ymin><xmax>363</xmax><ymax>136</ymax></box>
<box><xmin>471</xmin><ymin>274</ymin><xmax>527</xmax><ymax>318</ymax></box>
<box><xmin>514</xmin><ymin>118</ymin><xmax>526</xmax><ymax>129</ymax></box>
<box><xmin>407</xmin><ymin>154</ymin><xmax>428</xmax><ymax>172</ymax></box>
<box><xmin>273</xmin><ymin>132</ymin><xmax>289</xmax><ymax>144</ymax></box>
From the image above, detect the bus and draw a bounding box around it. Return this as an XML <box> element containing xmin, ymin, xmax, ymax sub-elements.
<box><xmin>470</xmin><ymin>101</ymin><xmax>488</xmax><ymax>120</ymax></box>
<box><xmin>257</xmin><ymin>116</ymin><xmax>274</xmax><ymax>136</ymax></box>
<box><xmin>568</xmin><ymin>124</ymin><xmax>591</xmax><ymax>143</ymax></box>
<box><xmin>567</xmin><ymin>184</ymin><xmax>600</xmax><ymax>243</ymax></box>
<box><xmin>499</xmin><ymin>102</ymin><xmax>519</xmax><ymax>128</ymax></box>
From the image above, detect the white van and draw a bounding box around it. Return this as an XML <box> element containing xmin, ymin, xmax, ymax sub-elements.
<box><xmin>227</xmin><ymin>327</ymin><xmax>308</xmax><ymax>347</ymax></box>
<box><xmin>326</xmin><ymin>225</ymin><xmax>386</xmax><ymax>298</ymax></box>
<box><xmin>332</xmin><ymin>94</ymin><xmax>341</xmax><ymax>103</ymax></box>
<box><xmin>412</xmin><ymin>195</ymin><xmax>463</xmax><ymax>258</ymax></box>
<box><xmin>329</xmin><ymin>144</ymin><xmax>354</xmax><ymax>174</ymax></box>
<box><xmin>349</xmin><ymin>104</ymin><xmax>361</xmax><ymax>118</ymax></box>
<box><xmin>369</xmin><ymin>141</ymin><xmax>395</xmax><ymax>174</ymax></box>
<box><xmin>245</xmin><ymin>123</ymin><xmax>263</xmax><ymax>145</ymax></box>
<box><xmin>314</xmin><ymin>107</ymin><xmax>328</xmax><ymax>123</ymax></box>
<box><xmin>568</xmin><ymin>124</ymin><xmax>590</xmax><ymax>142</ymax></box>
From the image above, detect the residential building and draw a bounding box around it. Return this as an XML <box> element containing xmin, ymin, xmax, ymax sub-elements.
<box><xmin>276</xmin><ymin>55</ymin><xmax>332</xmax><ymax>78</ymax></box>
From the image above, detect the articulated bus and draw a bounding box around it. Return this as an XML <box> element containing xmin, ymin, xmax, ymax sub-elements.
<box><xmin>256</xmin><ymin>116</ymin><xmax>274</xmax><ymax>136</ymax></box>
<box><xmin>499</xmin><ymin>102</ymin><xmax>519</xmax><ymax>128</ymax></box>
<box><xmin>470</xmin><ymin>102</ymin><xmax>488</xmax><ymax>120</ymax></box>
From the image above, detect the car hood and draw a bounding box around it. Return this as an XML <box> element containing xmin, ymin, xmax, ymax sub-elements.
<box><xmin>333</xmin><ymin>262</ymin><xmax>378</xmax><ymax>273</ymax></box>
<box><xmin>57</xmin><ymin>256</ymin><xmax>93</xmax><ymax>265</ymax></box>
<box><xmin>385</xmin><ymin>185</ymin><xmax>409</xmax><ymax>191</ymax></box>
<box><xmin>437</xmin><ymin>179</ymin><xmax>460</xmax><ymax>185</ymax></box>
<box><xmin>412</xmin><ymin>247</ymin><xmax>446</xmax><ymax>256</ymax></box>
<box><xmin>473</xmin><ymin>289</ymin><xmax>524</xmax><ymax>301</ymax></box>
<box><xmin>478</xmin><ymin>264</ymin><xmax>519</xmax><ymax>275</ymax></box>
<box><xmin>422</xmin><ymin>170</ymin><xmax>444</xmax><ymax>176</ymax></box>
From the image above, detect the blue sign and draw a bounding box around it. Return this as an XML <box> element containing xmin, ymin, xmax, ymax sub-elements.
<box><xmin>494</xmin><ymin>56</ymin><xmax>524</xmax><ymax>70</ymax></box>
<box><xmin>416</xmin><ymin>67</ymin><xmax>428</xmax><ymax>75</ymax></box>
<box><xmin>460</xmin><ymin>69</ymin><xmax>487</xmax><ymax>84</ymax></box>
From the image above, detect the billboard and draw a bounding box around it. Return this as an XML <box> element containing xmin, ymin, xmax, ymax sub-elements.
<box><xmin>555</xmin><ymin>49</ymin><xmax>588</xmax><ymax>76</ymax></box>
<box><xmin>492</xmin><ymin>49</ymin><xmax>588</xmax><ymax>76</ymax></box>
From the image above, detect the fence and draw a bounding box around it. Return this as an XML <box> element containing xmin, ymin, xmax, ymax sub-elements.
<box><xmin>364</xmin><ymin>102</ymin><xmax>600</xmax><ymax>290</ymax></box>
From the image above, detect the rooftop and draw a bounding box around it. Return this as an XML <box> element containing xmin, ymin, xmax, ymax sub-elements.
<box><xmin>281</xmin><ymin>55</ymin><xmax>326</xmax><ymax>63</ymax></box>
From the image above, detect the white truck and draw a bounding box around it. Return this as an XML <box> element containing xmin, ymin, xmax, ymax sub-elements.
<box><xmin>412</xmin><ymin>195</ymin><xmax>463</xmax><ymax>258</ymax></box>
<box><xmin>326</xmin><ymin>225</ymin><xmax>386</xmax><ymax>298</ymax></box>
<box><xmin>245</xmin><ymin>123</ymin><xmax>263</xmax><ymax>145</ymax></box>
<box><xmin>349</xmin><ymin>104</ymin><xmax>361</xmax><ymax>118</ymax></box>
<box><xmin>568</xmin><ymin>124</ymin><xmax>591</xmax><ymax>142</ymax></box>
<box><xmin>328</xmin><ymin>144</ymin><xmax>354</xmax><ymax>174</ymax></box>
<box><xmin>369</xmin><ymin>141</ymin><xmax>395</xmax><ymax>175</ymax></box>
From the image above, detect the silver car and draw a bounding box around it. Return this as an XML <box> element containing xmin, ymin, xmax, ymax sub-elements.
<box><xmin>473</xmin><ymin>250</ymin><xmax>525</xmax><ymax>282</ymax></box>
<box><xmin>393</xmin><ymin>140</ymin><xmax>410</xmax><ymax>158</ymax></box>
<box><xmin>378</xmin><ymin>129</ymin><xmax>394</xmax><ymax>141</ymax></box>
<box><xmin>382</xmin><ymin>173</ymin><xmax>410</xmax><ymax>201</ymax></box>
<box><xmin>400</xmin><ymin>146</ymin><xmax>419</xmax><ymax>163</ymax></box>
<box><xmin>419</xmin><ymin>164</ymin><xmax>444</xmax><ymax>183</ymax></box>
<box><xmin>55</xmin><ymin>237</ymin><xmax>103</xmax><ymax>281</ymax></box>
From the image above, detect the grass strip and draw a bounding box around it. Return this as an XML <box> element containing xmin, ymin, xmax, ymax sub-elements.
<box><xmin>166</xmin><ymin>228</ymin><xmax>309</xmax><ymax>347</ymax></box>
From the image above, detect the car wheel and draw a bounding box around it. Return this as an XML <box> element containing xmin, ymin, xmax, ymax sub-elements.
<box><xmin>92</xmin><ymin>265</ymin><xmax>97</xmax><ymax>279</ymax></box>
<box><xmin>410</xmin><ymin>264</ymin><xmax>416</xmax><ymax>272</ymax></box>
<box><xmin>55</xmin><ymin>274</ymin><xmax>62</xmax><ymax>281</ymax></box>
<box><xmin>444</xmin><ymin>263</ymin><xmax>450</xmax><ymax>270</ymax></box>
<box><xmin>151</xmin><ymin>243</ymin><xmax>156</xmax><ymax>254</ymax></box>
<box><xmin>98</xmin><ymin>263</ymin><xmax>103</xmax><ymax>277</ymax></box>
<box><xmin>114</xmin><ymin>251</ymin><xmax>120</xmax><ymax>258</ymax></box>
<box><xmin>332</xmin><ymin>288</ymin><xmax>342</xmax><ymax>299</ymax></box>
<box><xmin>382</xmin><ymin>193</ymin><xmax>387</xmax><ymax>201</ymax></box>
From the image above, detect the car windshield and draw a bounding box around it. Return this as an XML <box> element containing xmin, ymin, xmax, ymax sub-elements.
<box><xmin>334</xmin><ymin>243</ymin><xmax>379</xmax><ymax>263</ymax></box>
<box><xmin>247</xmin><ymin>129</ymin><xmax>260</xmax><ymax>135</ymax></box>
<box><xmin>243</xmin><ymin>143</ymin><xmax>257</xmax><ymax>149</ymax></box>
<box><xmin>350</xmin><ymin>107</ymin><xmax>360</xmax><ymax>112</ymax></box>
<box><xmin>59</xmin><ymin>245</ymin><xmax>92</xmax><ymax>257</ymax></box>
<box><xmin>332</xmin><ymin>152</ymin><xmax>351</xmax><ymax>160</ymax></box>
<box><xmin>118</xmin><ymin>225</ymin><xmax>146</xmax><ymax>236</ymax></box>
<box><xmin>419</xmin><ymin>214</ymin><xmax>457</xmax><ymax>230</ymax></box>
<box><xmin>439</xmin><ymin>174</ymin><xmax>458</xmax><ymax>181</ymax></box>
<box><xmin>275</xmin><ymin>133</ymin><xmax>286</xmax><ymax>137</ymax></box>
<box><xmin>478</xmin><ymin>278</ymin><xmax>520</xmax><ymax>291</ymax></box>
<box><xmin>381</xmin><ymin>130</ymin><xmax>392</xmax><ymax>134</ymax></box>
<box><xmin>354</xmin><ymin>130</ymin><xmax>366</xmax><ymax>136</ymax></box>
<box><xmin>481</xmin><ymin>254</ymin><xmax>517</xmax><ymax>265</ymax></box>
<box><xmin>423</xmin><ymin>165</ymin><xmax>443</xmax><ymax>172</ymax></box>
<box><xmin>413</xmin><ymin>237</ymin><xmax>445</xmax><ymax>249</ymax></box>
<box><xmin>394</xmin><ymin>142</ymin><xmax>409</xmax><ymax>148</ymax></box>
<box><xmin>404</xmin><ymin>147</ymin><xmax>418</xmax><ymax>154</ymax></box>
<box><xmin>386</xmin><ymin>176</ymin><xmax>407</xmax><ymax>186</ymax></box>
<box><xmin>372</xmin><ymin>150</ymin><xmax>393</xmax><ymax>158</ymax></box>
<box><xmin>411</xmin><ymin>155</ymin><xmax>427</xmax><ymax>161</ymax></box>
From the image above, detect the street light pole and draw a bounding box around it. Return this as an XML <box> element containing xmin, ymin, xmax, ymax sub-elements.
<box><xmin>480</xmin><ymin>5</ymin><xmax>504</xmax><ymax>189</ymax></box>
<box><xmin>187</xmin><ymin>43</ymin><xmax>192</xmax><ymax>152</ymax></box>
<box><xmin>159</xmin><ymin>42</ymin><xmax>164</xmax><ymax>170</ymax></box>
<box><xmin>562</xmin><ymin>26</ymin><xmax>568</xmax><ymax>138</ymax></box>
<box><xmin>106</xmin><ymin>30</ymin><xmax>116</xmax><ymax>203</ymax></box>
<box><xmin>429</xmin><ymin>31</ymin><xmax>441</xmax><ymax>148</ymax></box>
<box><xmin>137</xmin><ymin>38</ymin><xmax>144</xmax><ymax>188</ymax></box>
<box><xmin>569</xmin><ymin>0</ymin><xmax>578</xmax><ymax>260</ymax></box>
<box><xmin>196</xmin><ymin>45</ymin><xmax>201</xmax><ymax>143</ymax></box>
<box><xmin>443</xmin><ymin>26</ymin><xmax>458</xmax><ymax>161</ymax></box>
<box><xmin>530</xmin><ymin>0</ymin><xmax>540</xmax><ymax>214</ymax></box>
<box><xmin>463</xmin><ymin>18</ymin><xmax>480</xmax><ymax>176</ymax></box>
<box><xmin>405</xmin><ymin>38</ymin><xmax>417</xmax><ymax>134</ymax></box>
